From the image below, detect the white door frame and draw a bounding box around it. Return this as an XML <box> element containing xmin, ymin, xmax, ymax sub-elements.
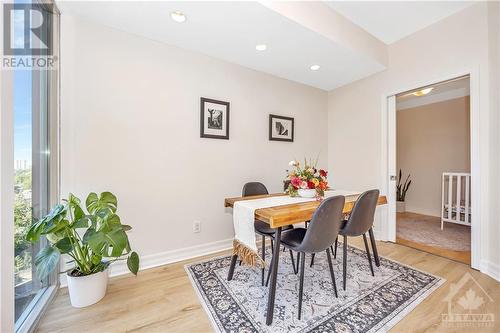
<box><xmin>380</xmin><ymin>68</ymin><xmax>481</xmax><ymax>269</ymax></box>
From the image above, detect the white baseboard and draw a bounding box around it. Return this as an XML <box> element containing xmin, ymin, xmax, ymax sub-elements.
<box><xmin>480</xmin><ymin>259</ymin><xmax>500</xmax><ymax>282</ymax></box>
<box><xmin>59</xmin><ymin>238</ymin><xmax>233</xmax><ymax>287</ymax></box>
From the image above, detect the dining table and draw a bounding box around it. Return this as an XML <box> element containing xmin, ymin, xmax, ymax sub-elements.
<box><xmin>224</xmin><ymin>190</ymin><xmax>388</xmax><ymax>325</ymax></box>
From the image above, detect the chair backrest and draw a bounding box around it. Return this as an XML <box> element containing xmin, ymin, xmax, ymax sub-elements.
<box><xmin>242</xmin><ymin>182</ymin><xmax>268</xmax><ymax>197</ymax></box>
<box><xmin>297</xmin><ymin>195</ymin><xmax>345</xmax><ymax>253</ymax></box>
<box><xmin>342</xmin><ymin>189</ymin><xmax>380</xmax><ymax>236</ymax></box>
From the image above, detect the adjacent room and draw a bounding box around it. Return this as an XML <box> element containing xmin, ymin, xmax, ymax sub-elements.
<box><xmin>395</xmin><ymin>76</ymin><xmax>472</xmax><ymax>264</ymax></box>
<box><xmin>1</xmin><ymin>1</ymin><xmax>499</xmax><ymax>333</ymax></box>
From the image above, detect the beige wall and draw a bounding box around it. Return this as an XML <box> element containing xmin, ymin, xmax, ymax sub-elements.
<box><xmin>396</xmin><ymin>97</ymin><xmax>470</xmax><ymax>217</ymax></box>
<box><xmin>60</xmin><ymin>16</ymin><xmax>328</xmax><ymax>272</ymax></box>
<box><xmin>327</xmin><ymin>2</ymin><xmax>499</xmax><ymax>277</ymax></box>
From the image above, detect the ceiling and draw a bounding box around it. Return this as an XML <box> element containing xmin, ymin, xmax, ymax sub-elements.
<box><xmin>326</xmin><ymin>1</ymin><xmax>474</xmax><ymax>44</ymax></box>
<box><xmin>397</xmin><ymin>76</ymin><xmax>470</xmax><ymax>110</ymax></box>
<box><xmin>57</xmin><ymin>1</ymin><xmax>473</xmax><ymax>91</ymax></box>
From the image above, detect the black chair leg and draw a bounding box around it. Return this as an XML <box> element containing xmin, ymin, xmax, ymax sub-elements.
<box><xmin>261</xmin><ymin>235</ymin><xmax>266</xmax><ymax>286</ymax></box>
<box><xmin>343</xmin><ymin>235</ymin><xmax>347</xmax><ymax>290</ymax></box>
<box><xmin>271</xmin><ymin>239</ymin><xmax>274</xmax><ymax>250</ymax></box>
<box><xmin>298</xmin><ymin>252</ymin><xmax>306</xmax><ymax>320</ymax></box>
<box><xmin>310</xmin><ymin>253</ymin><xmax>315</xmax><ymax>267</ymax></box>
<box><xmin>290</xmin><ymin>250</ymin><xmax>297</xmax><ymax>274</ymax></box>
<box><xmin>227</xmin><ymin>254</ymin><xmax>238</xmax><ymax>281</ymax></box>
<box><xmin>363</xmin><ymin>233</ymin><xmax>375</xmax><ymax>277</ymax></box>
<box><xmin>326</xmin><ymin>248</ymin><xmax>338</xmax><ymax>298</ymax></box>
<box><xmin>295</xmin><ymin>252</ymin><xmax>301</xmax><ymax>275</ymax></box>
<box><xmin>368</xmin><ymin>228</ymin><xmax>380</xmax><ymax>267</ymax></box>
<box><xmin>334</xmin><ymin>236</ymin><xmax>338</xmax><ymax>259</ymax></box>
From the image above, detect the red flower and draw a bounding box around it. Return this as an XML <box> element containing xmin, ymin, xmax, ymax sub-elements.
<box><xmin>291</xmin><ymin>177</ymin><xmax>302</xmax><ymax>189</ymax></box>
<box><xmin>319</xmin><ymin>181</ymin><xmax>328</xmax><ymax>190</ymax></box>
<box><xmin>319</xmin><ymin>169</ymin><xmax>328</xmax><ymax>177</ymax></box>
<box><xmin>307</xmin><ymin>181</ymin><xmax>315</xmax><ymax>189</ymax></box>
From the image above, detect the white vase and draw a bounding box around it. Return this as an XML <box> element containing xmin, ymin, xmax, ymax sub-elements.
<box><xmin>66</xmin><ymin>268</ymin><xmax>109</xmax><ymax>308</ymax></box>
<box><xmin>298</xmin><ymin>188</ymin><xmax>317</xmax><ymax>198</ymax></box>
<box><xmin>396</xmin><ymin>201</ymin><xmax>406</xmax><ymax>213</ymax></box>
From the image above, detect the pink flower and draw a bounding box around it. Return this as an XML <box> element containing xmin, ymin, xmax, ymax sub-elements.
<box><xmin>290</xmin><ymin>177</ymin><xmax>302</xmax><ymax>188</ymax></box>
<box><xmin>301</xmin><ymin>181</ymin><xmax>308</xmax><ymax>189</ymax></box>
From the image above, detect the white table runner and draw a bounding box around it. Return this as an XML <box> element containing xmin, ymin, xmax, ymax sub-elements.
<box><xmin>232</xmin><ymin>190</ymin><xmax>360</xmax><ymax>267</ymax></box>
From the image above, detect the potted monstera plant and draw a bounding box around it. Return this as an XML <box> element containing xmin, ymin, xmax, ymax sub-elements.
<box><xmin>26</xmin><ymin>192</ymin><xmax>139</xmax><ymax>308</ymax></box>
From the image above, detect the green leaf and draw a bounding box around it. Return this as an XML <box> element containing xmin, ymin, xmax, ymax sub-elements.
<box><xmin>91</xmin><ymin>254</ymin><xmax>102</xmax><ymax>265</ymax></box>
<box><xmin>100</xmin><ymin>213</ymin><xmax>121</xmax><ymax>233</ymax></box>
<box><xmin>54</xmin><ymin>237</ymin><xmax>73</xmax><ymax>254</ymax></box>
<box><xmin>85</xmin><ymin>192</ymin><xmax>99</xmax><ymax>214</ymax></box>
<box><xmin>34</xmin><ymin>246</ymin><xmax>61</xmax><ymax>279</ymax></box>
<box><xmin>107</xmin><ymin>228</ymin><xmax>128</xmax><ymax>257</ymax></box>
<box><xmin>86</xmin><ymin>192</ymin><xmax>117</xmax><ymax>215</ymax></box>
<box><xmin>84</xmin><ymin>229</ymin><xmax>105</xmax><ymax>253</ymax></box>
<box><xmin>127</xmin><ymin>252</ymin><xmax>139</xmax><ymax>275</ymax></box>
<box><xmin>73</xmin><ymin>216</ymin><xmax>90</xmax><ymax>229</ymax></box>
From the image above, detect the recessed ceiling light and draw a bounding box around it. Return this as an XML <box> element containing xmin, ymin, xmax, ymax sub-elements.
<box><xmin>412</xmin><ymin>87</ymin><xmax>433</xmax><ymax>97</ymax></box>
<box><xmin>310</xmin><ymin>64</ymin><xmax>320</xmax><ymax>71</ymax></box>
<box><xmin>170</xmin><ymin>11</ymin><xmax>186</xmax><ymax>23</ymax></box>
<box><xmin>255</xmin><ymin>44</ymin><xmax>267</xmax><ymax>51</ymax></box>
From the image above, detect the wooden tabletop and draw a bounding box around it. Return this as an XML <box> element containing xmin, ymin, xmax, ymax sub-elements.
<box><xmin>225</xmin><ymin>193</ymin><xmax>387</xmax><ymax>228</ymax></box>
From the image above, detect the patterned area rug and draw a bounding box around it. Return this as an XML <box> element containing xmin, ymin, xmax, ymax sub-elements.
<box><xmin>186</xmin><ymin>244</ymin><xmax>445</xmax><ymax>333</ymax></box>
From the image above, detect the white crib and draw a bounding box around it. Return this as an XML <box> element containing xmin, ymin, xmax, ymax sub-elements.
<box><xmin>441</xmin><ymin>172</ymin><xmax>471</xmax><ymax>229</ymax></box>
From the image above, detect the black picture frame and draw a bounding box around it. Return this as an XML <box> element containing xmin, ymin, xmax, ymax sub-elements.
<box><xmin>200</xmin><ymin>97</ymin><xmax>230</xmax><ymax>140</ymax></box>
<box><xmin>269</xmin><ymin>114</ymin><xmax>294</xmax><ymax>142</ymax></box>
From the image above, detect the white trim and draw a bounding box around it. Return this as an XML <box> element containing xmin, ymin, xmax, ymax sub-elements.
<box><xmin>480</xmin><ymin>260</ymin><xmax>500</xmax><ymax>282</ymax></box>
<box><xmin>381</xmin><ymin>68</ymin><xmax>483</xmax><ymax>271</ymax></box>
<box><xmin>60</xmin><ymin>238</ymin><xmax>234</xmax><ymax>287</ymax></box>
<box><xmin>0</xmin><ymin>40</ymin><xmax>15</xmax><ymax>333</ymax></box>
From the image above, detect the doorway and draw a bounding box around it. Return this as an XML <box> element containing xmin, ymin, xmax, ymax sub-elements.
<box><xmin>394</xmin><ymin>76</ymin><xmax>471</xmax><ymax>264</ymax></box>
<box><xmin>383</xmin><ymin>74</ymin><xmax>480</xmax><ymax>268</ymax></box>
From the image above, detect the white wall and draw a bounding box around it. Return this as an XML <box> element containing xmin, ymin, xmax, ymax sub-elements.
<box><xmin>60</xmin><ymin>16</ymin><xmax>328</xmax><ymax>268</ymax></box>
<box><xmin>396</xmin><ymin>97</ymin><xmax>470</xmax><ymax>217</ymax></box>
<box><xmin>327</xmin><ymin>3</ymin><xmax>499</xmax><ymax>279</ymax></box>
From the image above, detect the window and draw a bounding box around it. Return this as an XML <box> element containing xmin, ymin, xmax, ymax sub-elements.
<box><xmin>11</xmin><ymin>1</ymin><xmax>60</xmax><ymax>331</ymax></box>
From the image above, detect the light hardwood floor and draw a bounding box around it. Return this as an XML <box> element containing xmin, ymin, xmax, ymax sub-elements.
<box><xmin>37</xmin><ymin>238</ymin><xmax>499</xmax><ymax>333</ymax></box>
<box><xmin>396</xmin><ymin>212</ymin><xmax>471</xmax><ymax>265</ymax></box>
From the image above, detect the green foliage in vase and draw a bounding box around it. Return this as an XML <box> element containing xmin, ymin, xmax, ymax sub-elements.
<box><xmin>26</xmin><ymin>192</ymin><xmax>139</xmax><ymax>278</ymax></box>
<box><xmin>396</xmin><ymin>169</ymin><xmax>411</xmax><ymax>202</ymax></box>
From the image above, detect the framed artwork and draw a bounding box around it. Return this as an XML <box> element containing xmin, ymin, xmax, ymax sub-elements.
<box><xmin>200</xmin><ymin>97</ymin><xmax>230</xmax><ymax>139</ymax></box>
<box><xmin>269</xmin><ymin>114</ymin><xmax>294</xmax><ymax>142</ymax></box>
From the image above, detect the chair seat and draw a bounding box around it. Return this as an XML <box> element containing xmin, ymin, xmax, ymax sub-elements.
<box><xmin>255</xmin><ymin>220</ymin><xmax>292</xmax><ymax>235</ymax></box>
<box><xmin>280</xmin><ymin>228</ymin><xmax>307</xmax><ymax>249</ymax></box>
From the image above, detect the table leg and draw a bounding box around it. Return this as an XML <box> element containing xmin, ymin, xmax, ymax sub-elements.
<box><xmin>368</xmin><ymin>228</ymin><xmax>380</xmax><ymax>267</ymax></box>
<box><xmin>266</xmin><ymin>227</ymin><xmax>282</xmax><ymax>326</ymax></box>
<box><xmin>227</xmin><ymin>254</ymin><xmax>238</xmax><ymax>281</ymax></box>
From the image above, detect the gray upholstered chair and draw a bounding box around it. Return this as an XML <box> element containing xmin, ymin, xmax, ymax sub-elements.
<box><xmin>241</xmin><ymin>182</ymin><xmax>295</xmax><ymax>286</ymax></box>
<box><xmin>334</xmin><ymin>189</ymin><xmax>380</xmax><ymax>290</ymax></box>
<box><xmin>279</xmin><ymin>195</ymin><xmax>345</xmax><ymax>319</ymax></box>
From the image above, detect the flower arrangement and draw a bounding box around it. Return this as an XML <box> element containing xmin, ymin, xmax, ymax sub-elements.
<box><xmin>285</xmin><ymin>158</ymin><xmax>328</xmax><ymax>198</ymax></box>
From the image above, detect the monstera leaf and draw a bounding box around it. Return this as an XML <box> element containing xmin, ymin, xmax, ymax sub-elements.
<box><xmin>25</xmin><ymin>192</ymin><xmax>139</xmax><ymax>278</ymax></box>
<box><xmin>86</xmin><ymin>192</ymin><xmax>117</xmax><ymax>215</ymax></box>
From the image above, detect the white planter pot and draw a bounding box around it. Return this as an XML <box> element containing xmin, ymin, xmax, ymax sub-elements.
<box><xmin>396</xmin><ymin>201</ymin><xmax>406</xmax><ymax>213</ymax></box>
<box><xmin>67</xmin><ymin>268</ymin><xmax>109</xmax><ymax>308</ymax></box>
<box><xmin>298</xmin><ymin>188</ymin><xmax>316</xmax><ymax>198</ymax></box>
